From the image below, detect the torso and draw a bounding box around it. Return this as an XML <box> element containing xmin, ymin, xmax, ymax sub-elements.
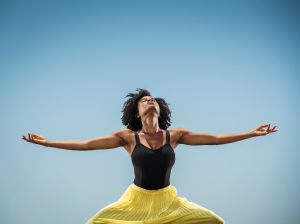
<box><xmin>122</xmin><ymin>128</ymin><xmax>180</xmax><ymax>156</ymax></box>
<box><xmin>131</xmin><ymin>129</ymin><xmax>176</xmax><ymax>190</ymax></box>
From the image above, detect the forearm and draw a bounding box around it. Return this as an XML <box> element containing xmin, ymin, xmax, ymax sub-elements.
<box><xmin>43</xmin><ymin>140</ymin><xmax>88</xmax><ymax>151</ymax></box>
<box><xmin>216</xmin><ymin>131</ymin><xmax>256</xmax><ymax>145</ymax></box>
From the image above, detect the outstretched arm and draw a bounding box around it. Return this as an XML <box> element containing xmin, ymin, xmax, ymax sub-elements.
<box><xmin>22</xmin><ymin>129</ymin><xmax>127</xmax><ymax>151</ymax></box>
<box><xmin>216</xmin><ymin>124</ymin><xmax>278</xmax><ymax>144</ymax></box>
<box><xmin>22</xmin><ymin>133</ymin><xmax>87</xmax><ymax>150</ymax></box>
<box><xmin>178</xmin><ymin>128</ymin><xmax>219</xmax><ymax>145</ymax></box>
<box><xmin>178</xmin><ymin>124</ymin><xmax>278</xmax><ymax>146</ymax></box>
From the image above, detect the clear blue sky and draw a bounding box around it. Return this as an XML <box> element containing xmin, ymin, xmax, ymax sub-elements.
<box><xmin>1</xmin><ymin>1</ymin><xmax>299</xmax><ymax>224</ymax></box>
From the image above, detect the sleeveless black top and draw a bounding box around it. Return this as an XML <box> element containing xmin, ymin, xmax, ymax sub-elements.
<box><xmin>131</xmin><ymin>129</ymin><xmax>176</xmax><ymax>190</ymax></box>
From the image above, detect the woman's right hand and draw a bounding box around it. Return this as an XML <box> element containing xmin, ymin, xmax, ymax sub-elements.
<box><xmin>22</xmin><ymin>133</ymin><xmax>48</xmax><ymax>146</ymax></box>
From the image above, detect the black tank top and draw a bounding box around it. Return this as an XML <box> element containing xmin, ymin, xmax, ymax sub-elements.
<box><xmin>131</xmin><ymin>129</ymin><xmax>176</xmax><ymax>190</ymax></box>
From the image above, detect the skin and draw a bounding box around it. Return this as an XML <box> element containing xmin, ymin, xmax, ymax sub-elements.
<box><xmin>22</xmin><ymin>95</ymin><xmax>278</xmax><ymax>156</ymax></box>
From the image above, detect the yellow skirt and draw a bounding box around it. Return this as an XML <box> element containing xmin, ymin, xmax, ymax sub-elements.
<box><xmin>85</xmin><ymin>183</ymin><xmax>225</xmax><ymax>224</ymax></box>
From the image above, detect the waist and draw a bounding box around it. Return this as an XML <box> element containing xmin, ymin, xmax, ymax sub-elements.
<box><xmin>131</xmin><ymin>182</ymin><xmax>172</xmax><ymax>193</ymax></box>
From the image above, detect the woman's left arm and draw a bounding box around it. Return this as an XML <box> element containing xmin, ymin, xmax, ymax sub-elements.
<box><xmin>177</xmin><ymin>124</ymin><xmax>278</xmax><ymax>146</ymax></box>
<box><xmin>217</xmin><ymin>123</ymin><xmax>278</xmax><ymax>145</ymax></box>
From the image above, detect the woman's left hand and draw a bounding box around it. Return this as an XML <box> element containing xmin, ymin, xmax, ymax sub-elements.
<box><xmin>251</xmin><ymin>124</ymin><xmax>278</xmax><ymax>136</ymax></box>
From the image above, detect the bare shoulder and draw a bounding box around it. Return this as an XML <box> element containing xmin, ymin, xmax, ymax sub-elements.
<box><xmin>112</xmin><ymin>128</ymin><xmax>134</xmax><ymax>146</ymax></box>
<box><xmin>113</xmin><ymin>128</ymin><xmax>136</xmax><ymax>155</ymax></box>
<box><xmin>169</xmin><ymin>127</ymin><xmax>189</xmax><ymax>136</ymax></box>
<box><xmin>169</xmin><ymin>127</ymin><xmax>187</xmax><ymax>143</ymax></box>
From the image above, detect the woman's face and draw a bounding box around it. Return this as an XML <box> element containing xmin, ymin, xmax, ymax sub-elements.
<box><xmin>137</xmin><ymin>96</ymin><xmax>160</xmax><ymax>118</ymax></box>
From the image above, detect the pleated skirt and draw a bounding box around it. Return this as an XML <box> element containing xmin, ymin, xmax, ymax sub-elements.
<box><xmin>85</xmin><ymin>183</ymin><xmax>225</xmax><ymax>224</ymax></box>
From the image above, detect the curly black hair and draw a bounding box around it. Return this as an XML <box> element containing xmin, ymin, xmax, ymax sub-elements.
<box><xmin>121</xmin><ymin>88</ymin><xmax>172</xmax><ymax>131</ymax></box>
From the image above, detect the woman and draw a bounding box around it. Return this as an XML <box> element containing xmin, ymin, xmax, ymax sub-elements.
<box><xmin>22</xmin><ymin>88</ymin><xmax>278</xmax><ymax>224</ymax></box>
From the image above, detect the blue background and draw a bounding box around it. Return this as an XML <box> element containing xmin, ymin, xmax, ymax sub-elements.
<box><xmin>1</xmin><ymin>0</ymin><xmax>299</xmax><ymax>223</ymax></box>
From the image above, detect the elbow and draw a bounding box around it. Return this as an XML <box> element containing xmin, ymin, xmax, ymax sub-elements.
<box><xmin>82</xmin><ymin>141</ymin><xmax>90</xmax><ymax>150</ymax></box>
<box><xmin>214</xmin><ymin>136</ymin><xmax>220</xmax><ymax>145</ymax></box>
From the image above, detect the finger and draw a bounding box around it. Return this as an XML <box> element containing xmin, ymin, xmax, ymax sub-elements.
<box><xmin>259</xmin><ymin>125</ymin><xmax>269</xmax><ymax>130</ymax></box>
<box><xmin>32</xmin><ymin>133</ymin><xmax>43</xmax><ymax>140</ymax></box>
<box><xmin>31</xmin><ymin>134</ymin><xmax>39</xmax><ymax>139</ymax></box>
<box><xmin>29</xmin><ymin>133</ymin><xmax>34</xmax><ymax>142</ymax></box>
<box><xmin>260</xmin><ymin>124</ymin><xmax>269</xmax><ymax>127</ymax></box>
<box><xmin>31</xmin><ymin>137</ymin><xmax>37</xmax><ymax>143</ymax></box>
<box><xmin>264</xmin><ymin>125</ymin><xmax>270</xmax><ymax>131</ymax></box>
<box><xmin>270</xmin><ymin>127</ymin><xmax>275</xmax><ymax>132</ymax></box>
<box><xmin>32</xmin><ymin>133</ymin><xmax>40</xmax><ymax>138</ymax></box>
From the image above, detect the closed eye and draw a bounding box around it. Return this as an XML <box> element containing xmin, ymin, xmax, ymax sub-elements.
<box><xmin>142</xmin><ymin>98</ymin><xmax>155</xmax><ymax>102</ymax></box>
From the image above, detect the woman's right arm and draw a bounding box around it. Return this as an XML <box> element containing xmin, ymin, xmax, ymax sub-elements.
<box><xmin>22</xmin><ymin>129</ymin><xmax>128</xmax><ymax>151</ymax></box>
<box><xmin>44</xmin><ymin>139</ymin><xmax>88</xmax><ymax>150</ymax></box>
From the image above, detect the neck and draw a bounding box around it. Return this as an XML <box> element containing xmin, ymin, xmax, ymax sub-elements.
<box><xmin>140</xmin><ymin>115</ymin><xmax>161</xmax><ymax>134</ymax></box>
